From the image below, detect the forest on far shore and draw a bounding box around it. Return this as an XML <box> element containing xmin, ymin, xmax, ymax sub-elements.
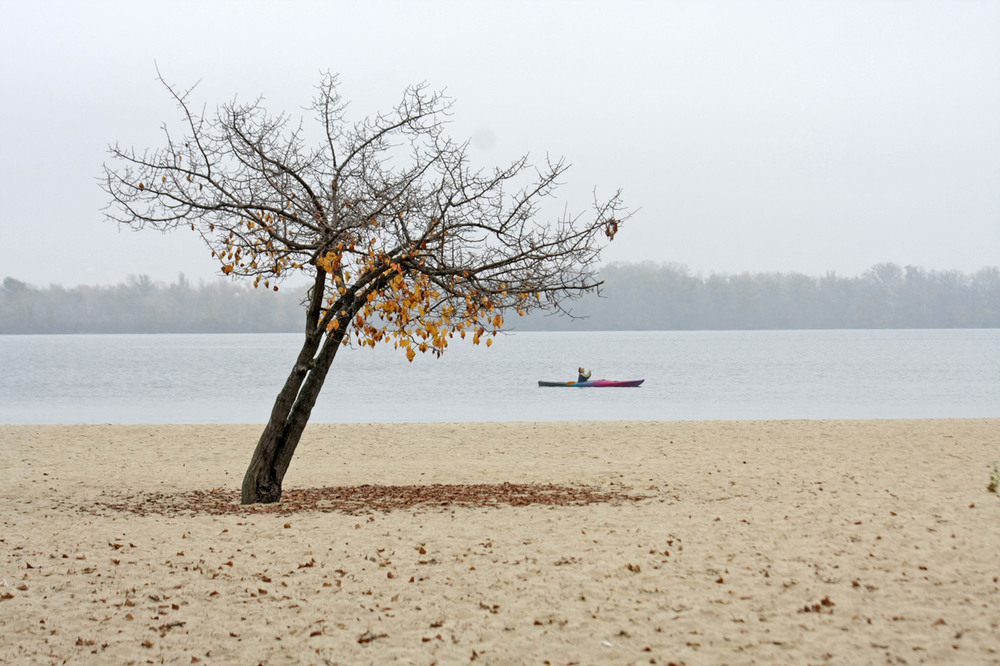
<box><xmin>2</xmin><ymin>262</ymin><xmax>998</xmax><ymax>334</ymax></box>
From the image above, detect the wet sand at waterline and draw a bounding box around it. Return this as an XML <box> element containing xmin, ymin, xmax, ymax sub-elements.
<box><xmin>2</xmin><ymin>420</ymin><xmax>999</xmax><ymax>664</ymax></box>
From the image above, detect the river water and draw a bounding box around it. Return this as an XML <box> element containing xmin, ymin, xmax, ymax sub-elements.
<box><xmin>0</xmin><ymin>329</ymin><xmax>997</xmax><ymax>424</ymax></box>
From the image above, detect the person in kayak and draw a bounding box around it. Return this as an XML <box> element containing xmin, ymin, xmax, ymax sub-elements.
<box><xmin>577</xmin><ymin>367</ymin><xmax>592</xmax><ymax>383</ymax></box>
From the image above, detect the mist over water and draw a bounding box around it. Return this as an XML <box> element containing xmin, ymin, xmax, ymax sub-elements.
<box><xmin>1</xmin><ymin>330</ymin><xmax>997</xmax><ymax>424</ymax></box>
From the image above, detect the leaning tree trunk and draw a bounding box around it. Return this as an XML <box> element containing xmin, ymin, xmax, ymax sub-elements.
<box><xmin>241</xmin><ymin>271</ymin><xmax>349</xmax><ymax>504</ymax></box>
<box><xmin>240</xmin><ymin>326</ymin><xmax>345</xmax><ymax>504</ymax></box>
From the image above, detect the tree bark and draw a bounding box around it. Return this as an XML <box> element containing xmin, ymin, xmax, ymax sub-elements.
<box><xmin>240</xmin><ymin>270</ymin><xmax>349</xmax><ymax>504</ymax></box>
<box><xmin>240</xmin><ymin>326</ymin><xmax>345</xmax><ymax>503</ymax></box>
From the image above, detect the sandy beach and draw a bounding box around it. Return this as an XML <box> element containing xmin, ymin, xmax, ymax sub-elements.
<box><xmin>2</xmin><ymin>419</ymin><xmax>999</xmax><ymax>664</ymax></box>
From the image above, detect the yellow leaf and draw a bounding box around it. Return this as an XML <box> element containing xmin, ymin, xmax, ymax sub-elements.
<box><xmin>486</xmin><ymin>338</ymin><xmax>493</xmax><ymax>347</ymax></box>
<box><xmin>406</xmin><ymin>347</ymin><xmax>416</xmax><ymax>362</ymax></box>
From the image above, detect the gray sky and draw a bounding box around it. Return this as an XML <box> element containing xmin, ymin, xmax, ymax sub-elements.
<box><xmin>2</xmin><ymin>0</ymin><xmax>998</xmax><ymax>287</ymax></box>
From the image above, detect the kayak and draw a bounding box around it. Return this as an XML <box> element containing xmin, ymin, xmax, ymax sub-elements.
<box><xmin>538</xmin><ymin>379</ymin><xmax>644</xmax><ymax>388</ymax></box>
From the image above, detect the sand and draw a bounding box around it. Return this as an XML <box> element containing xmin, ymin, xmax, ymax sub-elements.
<box><xmin>2</xmin><ymin>419</ymin><xmax>999</xmax><ymax>665</ymax></box>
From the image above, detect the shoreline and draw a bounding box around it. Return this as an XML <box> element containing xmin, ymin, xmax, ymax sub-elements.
<box><xmin>3</xmin><ymin>419</ymin><xmax>999</xmax><ymax>663</ymax></box>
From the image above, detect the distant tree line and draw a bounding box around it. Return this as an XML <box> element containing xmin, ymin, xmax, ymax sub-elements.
<box><xmin>0</xmin><ymin>274</ymin><xmax>304</xmax><ymax>333</ymax></box>
<box><xmin>2</xmin><ymin>262</ymin><xmax>998</xmax><ymax>334</ymax></box>
<box><xmin>520</xmin><ymin>262</ymin><xmax>1000</xmax><ymax>330</ymax></box>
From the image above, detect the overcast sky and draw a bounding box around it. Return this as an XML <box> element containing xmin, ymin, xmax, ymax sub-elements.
<box><xmin>2</xmin><ymin>0</ymin><xmax>998</xmax><ymax>287</ymax></box>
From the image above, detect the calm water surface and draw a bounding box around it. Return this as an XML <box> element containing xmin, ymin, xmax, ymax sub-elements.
<box><xmin>0</xmin><ymin>330</ymin><xmax>997</xmax><ymax>424</ymax></box>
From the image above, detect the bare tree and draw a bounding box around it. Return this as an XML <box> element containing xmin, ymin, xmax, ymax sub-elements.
<box><xmin>102</xmin><ymin>73</ymin><xmax>630</xmax><ymax>504</ymax></box>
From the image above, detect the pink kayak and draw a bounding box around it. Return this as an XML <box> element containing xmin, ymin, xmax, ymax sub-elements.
<box><xmin>538</xmin><ymin>379</ymin><xmax>644</xmax><ymax>388</ymax></box>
